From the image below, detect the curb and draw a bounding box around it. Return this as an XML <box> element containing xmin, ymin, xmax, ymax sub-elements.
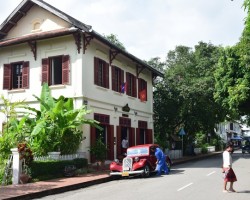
<box><xmin>4</xmin><ymin>176</ymin><xmax>113</xmax><ymax>200</ymax></box>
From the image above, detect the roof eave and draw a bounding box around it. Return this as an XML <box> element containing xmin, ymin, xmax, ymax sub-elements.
<box><xmin>90</xmin><ymin>30</ymin><xmax>163</xmax><ymax>77</ymax></box>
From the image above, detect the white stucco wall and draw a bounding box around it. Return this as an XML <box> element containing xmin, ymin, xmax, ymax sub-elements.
<box><xmin>7</xmin><ymin>5</ymin><xmax>70</xmax><ymax>39</ymax></box>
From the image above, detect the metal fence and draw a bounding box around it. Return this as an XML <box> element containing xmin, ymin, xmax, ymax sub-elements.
<box><xmin>34</xmin><ymin>152</ymin><xmax>87</xmax><ymax>161</ymax></box>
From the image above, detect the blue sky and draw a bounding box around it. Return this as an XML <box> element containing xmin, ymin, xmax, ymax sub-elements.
<box><xmin>0</xmin><ymin>0</ymin><xmax>246</xmax><ymax>61</ymax></box>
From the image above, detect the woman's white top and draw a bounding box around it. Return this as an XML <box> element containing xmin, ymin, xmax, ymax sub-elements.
<box><xmin>223</xmin><ymin>150</ymin><xmax>232</xmax><ymax>168</ymax></box>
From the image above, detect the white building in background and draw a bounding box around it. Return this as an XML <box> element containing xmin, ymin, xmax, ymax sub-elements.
<box><xmin>0</xmin><ymin>0</ymin><xmax>162</xmax><ymax>162</ymax></box>
<box><xmin>241</xmin><ymin>125</ymin><xmax>250</xmax><ymax>137</ymax></box>
<box><xmin>215</xmin><ymin>121</ymin><xmax>242</xmax><ymax>143</ymax></box>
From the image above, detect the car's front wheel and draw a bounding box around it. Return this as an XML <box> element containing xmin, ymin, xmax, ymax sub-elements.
<box><xmin>142</xmin><ymin>164</ymin><xmax>150</xmax><ymax>178</ymax></box>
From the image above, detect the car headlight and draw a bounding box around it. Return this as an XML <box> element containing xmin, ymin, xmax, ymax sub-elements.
<box><xmin>134</xmin><ymin>157</ymin><xmax>140</xmax><ymax>162</ymax></box>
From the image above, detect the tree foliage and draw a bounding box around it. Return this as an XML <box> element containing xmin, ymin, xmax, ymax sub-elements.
<box><xmin>154</xmin><ymin>42</ymin><xmax>226</xmax><ymax>145</ymax></box>
<box><xmin>28</xmin><ymin>83</ymin><xmax>100</xmax><ymax>155</ymax></box>
<box><xmin>103</xmin><ymin>33</ymin><xmax>126</xmax><ymax>51</ymax></box>
<box><xmin>147</xmin><ymin>57</ymin><xmax>166</xmax><ymax>73</ymax></box>
<box><xmin>214</xmin><ymin>0</ymin><xmax>250</xmax><ymax>124</ymax></box>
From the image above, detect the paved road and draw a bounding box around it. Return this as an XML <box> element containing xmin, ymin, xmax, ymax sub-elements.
<box><xmin>36</xmin><ymin>151</ymin><xmax>250</xmax><ymax>200</ymax></box>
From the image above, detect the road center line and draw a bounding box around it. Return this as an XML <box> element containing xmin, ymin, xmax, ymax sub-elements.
<box><xmin>177</xmin><ymin>183</ymin><xmax>193</xmax><ymax>191</ymax></box>
<box><xmin>206</xmin><ymin>171</ymin><xmax>216</xmax><ymax>176</ymax></box>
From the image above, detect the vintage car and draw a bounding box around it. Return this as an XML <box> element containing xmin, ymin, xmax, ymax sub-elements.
<box><xmin>110</xmin><ymin>144</ymin><xmax>171</xmax><ymax>178</ymax></box>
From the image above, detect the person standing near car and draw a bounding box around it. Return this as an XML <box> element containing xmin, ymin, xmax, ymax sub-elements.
<box><xmin>222</xmin><ymin>143</ymin><xmax>237</xmax><ymax>193</ymax></box>
<box><xmin>151</xmin><ymin>146</ymin><xmax>169</xmax><ymax>175</ymax></box>
<box><xmin>121</xmin><ymin>137</ymin><xmax>129</xmax><ymax>155</ymax></box>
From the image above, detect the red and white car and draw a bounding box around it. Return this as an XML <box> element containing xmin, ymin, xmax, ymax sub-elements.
<box><xmin>110</xmin><ymin>144</ymin><xmax>172</xmax><ymax>177</ymax></box>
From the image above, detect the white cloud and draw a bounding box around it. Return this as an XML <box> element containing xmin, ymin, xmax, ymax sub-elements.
<box><xmin>0</xmin><ymin>0</ymin><xmax>246</xmax><ymax>61</ymax></box>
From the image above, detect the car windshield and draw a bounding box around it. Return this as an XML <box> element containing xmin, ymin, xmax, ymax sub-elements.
<box><xmin>127</xmin><ymin>147</ymin><xmax>149</xmax><ymax>156</ymax></box>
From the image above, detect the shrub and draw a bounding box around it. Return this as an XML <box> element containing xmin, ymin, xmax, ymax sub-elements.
<box><xmin>201</xmin><ymin>144</ymin><xmax>208</xmax><ymax>154</ymax></box>
<box><xmin>0</xmin><ymin>159</ymin><xmax>5</xmax><ymax>184</ymax></box>
<box><xmin>30</xmin><ymin>158</ymin><xmax>88</xmax><ymax>181</ymax></box>
<box><xmin>194</xmin><ymin>131</ymin><xmax>206</xmax><ymax>148</ymax></box>
<box><xmin>89</xmin><ymin>137</ymin><xmax>108</xmax><ymax>162</ymax></box>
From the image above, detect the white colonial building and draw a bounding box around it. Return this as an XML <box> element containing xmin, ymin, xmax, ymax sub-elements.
<box><xmin>0</xmin><ymin>0</ymin><xmax>162</xmax><ymax>162</ymax></box>
<box><xmin>215</xmin><ymin>121</ymin><xmax>242</xmax><ymax>144</ymax></box>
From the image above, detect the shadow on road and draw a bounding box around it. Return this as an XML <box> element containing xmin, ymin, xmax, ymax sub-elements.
<box><xmin>236</xmin><ymin>190</ymin><xmax>250</xmax><ymax>193</ymax></box>
<box><xmin>168</xmin><ymin>169</ymin><xmax>185</xmax><ymax>175</ymax></box>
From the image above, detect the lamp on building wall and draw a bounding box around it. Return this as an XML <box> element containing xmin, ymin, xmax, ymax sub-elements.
<box><xmin>83</xmin><ymin>100</ymin><xmax>88</xmax><ymax>105</ymax></box>
<box><xmin>114</xmin><ymin>107</ymin><xmax>118</xmax><ymax>112</ymax></box>
<box><xmin>134</xmin><ymin>111</ymin><xmax>138</xmax><ymax>116</ymax></box>
<box><xmin>81</xmin><ymin>136</ymin><xmax>87</xmax><ymax>143</ymax></box>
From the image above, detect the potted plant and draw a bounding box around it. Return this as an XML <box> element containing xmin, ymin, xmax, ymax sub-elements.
<box><xmin>89</xmin><ymin>137</ymin><xmax>108</xmax><ymax>170</ymax></box>
<box><xmin>18</xmin><ymin>142</ymin><xmax>33</xmax><ymax>184</ymax></box>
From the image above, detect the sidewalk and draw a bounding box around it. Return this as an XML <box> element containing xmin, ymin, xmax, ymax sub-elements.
<box><xmin>0</xmin><ymin>152</ymin><xmax>221</xmax><ymax>200</ymax></box>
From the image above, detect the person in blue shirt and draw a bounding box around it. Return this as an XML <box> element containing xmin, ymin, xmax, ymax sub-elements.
<box><xmin>151</xmin><ymin>146</ymin><xmax>169</xmax><ymax>175</ymax></box>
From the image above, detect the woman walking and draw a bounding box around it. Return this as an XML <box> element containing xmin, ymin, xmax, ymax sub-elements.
<box><xmin>222</xmin><ymin>143</ymin><xmax>237</xmax><ymax>193</ymax></box>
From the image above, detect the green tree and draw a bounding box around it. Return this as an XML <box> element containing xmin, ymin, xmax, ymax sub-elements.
<box><xmin>0</xmin><ymin>95</ymin><xmax>26</xmax><ymax>134</ymax></box>
<box><xmin>103</xmin><ymin>33</ymin><xmax>126</xmax><ymax>51</ymax></box>
<box><xmin>0</xmin><ymin>95</ymin><xmax>28</xmax><ymax>158</ymax></box>
<box><xmin>146</xmin><ymin>57</ymin><xmax>166</xmax><ymax>73</ymax></box>
<box><xmin>154</xmin><ymin>42</ymin><xmax>226</xmax><ymax>146</ymax></box>
<box><xmin>214</xmin><ymin>1</ymin><xmax>250</xmax><ymax>123</ymax></box>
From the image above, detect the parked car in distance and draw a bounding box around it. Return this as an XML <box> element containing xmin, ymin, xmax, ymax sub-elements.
<box><xmin>109</xmin><ymin>144</ymin><xmax>171</xmax><ymax>178</ymax></box>
<box><xmin>242</xmin><ymin>137</ymin><xmax>250</xmax><ymax>154</ymax></box>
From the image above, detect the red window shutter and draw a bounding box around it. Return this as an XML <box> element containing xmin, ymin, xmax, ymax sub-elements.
<box><xmin>62</xmin><ymin>55</ymin><xmax>70</xmax><ymax>84</ymax></box>
<box><xmin>22</xmin><ymin>61</ymin><xmax>29</xmax><ymax>88</ymax></box>
<box><xmin>42</xmin><ymin>58</ymin><xmax>49</xmax><ymax>84</ymax></box>
<box><xmin>130</xmin><ymin>128</ymin><xmax>135</xmax><ymax>147</ymax></box>
<box><xmin>133</xmin><ymin>75</ymin><xmax>137</xmax><ymax>98</ymax></box>
<box><xmin>146</xmin><ymin>129</ymin><xmax>153</xmax><ymax>144</ymax></box>
<box><xmin>3</xmin><ymin>64</ymin><xmax>11</xmax><ymax>90</ymax></box>
<box><xmin>138</xmin><ymin>78</ymin><xmax>142</xmax><ymax>98</ymax></box>
<box><xmin>126</xmin><ymin>72</ymin><xmax>129</xmax><ymax>95</ymax></box>
<box><xmin>104</xmin><ymin>62</ymin><xmax>109</xmax><ymax>89</ymax></box>
<box><xmin>111</xmin><ymin>66</ymin><xmax>115</xmax><ymax>91</ymax></box>
<box><xmin>107</xmin><ymin>125</ymin><xmax>114</xmax><ymax>160</ymax></box>
<box><xmin>139</xmin><ymin>79</ymin><xmax>147</xmax><ymax>101</ymax></box>
<box><xmin>121</xmin><ymin>69</ymin><xmax>124</xmax><ymax>86</ymax></box>
<box><xmin>94</xmin><ymin>57</ymin><xmax>98</xmax><ymax>85</ymax></box>
<box><xmin>145</xmin><ymin>81</ymin><xmax>148</xmax><ymax>101</ymax></box>
<box><xmin>116</xmin><ymin>126</ymin><xmax>122</xmax><ymax>157</ymax></box>
<box><xmin>136</xmin><ymin>128</ymin><xmax>140</xmax><ymax>145</ymax></box>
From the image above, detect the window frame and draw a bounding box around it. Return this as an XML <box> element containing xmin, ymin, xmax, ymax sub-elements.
<box><xmin>94</xmin><ymin>57</ymin><xmax>109</xmax><ymax>89</ymax></box>
<box><xmin>42</xmin><ymin>55</ymin><xmax>70</xmax><ymax>86</ymax></box>
<box><xmin>111</xmin><ymin>65</ymin><xmax>124</xmax><ymax>92</ymax></box>
<box><xmin>126</xmin><ymin>72</ymin><xmax>137</xmax><ymax>97</ymax></box>
<box><xmin>138</xmin><ymin>78</ymin><xmax>147</xmax><ymax>101</ymax></box>
<box><xmin>3</xmin><ymin>61</ymin><xmax>29</xmax><ymax>90</ymax></box>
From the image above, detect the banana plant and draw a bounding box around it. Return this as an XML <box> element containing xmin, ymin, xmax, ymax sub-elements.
<box><xmin>27</xmin><ymin>83</ymin><xmax>100</xmax><ymax>155</ymax></box>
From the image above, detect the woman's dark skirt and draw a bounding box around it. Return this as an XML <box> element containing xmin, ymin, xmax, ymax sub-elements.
<box><xmin>223</xmin><ymin>168</ymin><xmax>237</xmax><ymax>182</ymax></box>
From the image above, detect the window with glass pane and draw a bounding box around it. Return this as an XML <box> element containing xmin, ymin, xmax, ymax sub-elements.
<box><xmin>12</xmin><ymin>63</ymin><xmax>23</xmax><ymax>89</ymax></box>
<box><xmin>49</xmin><ymin>56</ymin><xmax>62</xmax><ymax>85</ymax></box>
